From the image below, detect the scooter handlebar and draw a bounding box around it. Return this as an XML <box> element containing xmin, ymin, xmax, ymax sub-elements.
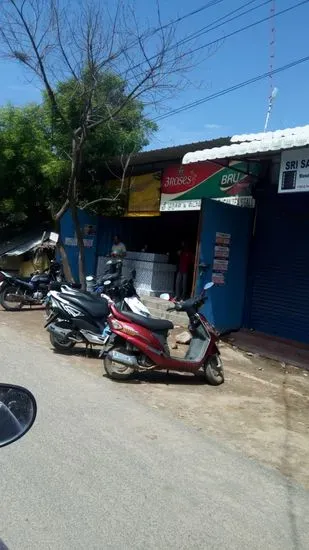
<box><xmin>166</xmin><ymin>306</ymin><xmax>175</xmax><ymax>312</ymax></box>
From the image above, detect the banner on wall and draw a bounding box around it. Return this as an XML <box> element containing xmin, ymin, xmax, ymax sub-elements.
<box><xmin>278</xmin><ymin>148</ymin><xmax>309</xmax><ymax>193</ymax></box>
<box><xmin>160</xmin><ymin>161</ymin><xmax>259</xmax><ymax>211</ymax></box>
<box><xmin>127</xmin><ymin>172</ymin><xmax>161</xmax><ymax>217</ymax></box>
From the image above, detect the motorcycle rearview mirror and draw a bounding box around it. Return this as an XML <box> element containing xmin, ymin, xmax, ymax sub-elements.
<box><xmin>204</xmin><ymin>282</ymin><xmax>214</xmax><ymax>291</ymax></box>
<box><xmin>0</xmin><ymin>384</ymin><xmax>37</xmax><ymax>448</ymax></box>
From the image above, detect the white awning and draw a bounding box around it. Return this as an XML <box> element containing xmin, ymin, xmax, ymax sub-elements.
<box><xmin>183</xmin><ymin>126</ymin><xmax>309</xmax><ymax>164</ymax></box>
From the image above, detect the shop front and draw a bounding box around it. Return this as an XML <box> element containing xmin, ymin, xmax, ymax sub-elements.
<box><xmin>183</xmin><ymin>126</ymin><xmax>309</xmax><ymax>343</ymax></box>
<box><xmin>60</xmin><ymin>153</ymin><xmax>258</xmax><ymax>302</ymax></box>
<box><xmin>244</xmin><ymin>146</ymin><xmax>309</xmax><ymax>344</ymax></box>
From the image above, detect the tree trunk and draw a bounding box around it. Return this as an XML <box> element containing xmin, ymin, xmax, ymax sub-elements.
<box><xmin>56</xmin><ymin>237</ymin><xmax>75</xmax><ymax>282</ymax></box>
<box><xmin>54</xmin><ymin>206</ymin><xmax>74</xmax><ymax>282</ymax></box>
<box><xmin>70</xmin><ymin>201</ymin><xmax>86</xmax><ymax>289</ymax></box>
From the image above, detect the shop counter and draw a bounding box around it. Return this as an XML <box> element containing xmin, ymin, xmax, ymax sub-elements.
<box><xmin>96</xmin><ymin>251</ymin><xmax>176</xmax><ymax>296</ymax></box>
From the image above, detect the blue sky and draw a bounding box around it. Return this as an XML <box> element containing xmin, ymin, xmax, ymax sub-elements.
<box><xmin>0</xmin><ymin>0</ymin><xmax>308</xmax><ymax>149</ymax></box>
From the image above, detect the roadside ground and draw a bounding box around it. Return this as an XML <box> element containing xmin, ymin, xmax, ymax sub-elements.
<box><xmin>1</xmin><ymin>307</ymin><xmax>308</xmax><ymax>489</ymax></box>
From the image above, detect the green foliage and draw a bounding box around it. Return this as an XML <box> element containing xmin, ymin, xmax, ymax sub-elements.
<box><xmin>0</xmin><ymin>104</ymin><xmax>55</xmax><ymax>229</ymax></box>
<box><xmin>43</xmin><ymin>72</ymin><xmax>157</xmax><ymax>211</ymax></box>
<box><xmin>0</xmin><ymin>71</ymin><xmax>157</xmax><ymax>232</ymax></box>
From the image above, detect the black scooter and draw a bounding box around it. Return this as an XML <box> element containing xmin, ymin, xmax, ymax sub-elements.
<box><xmin>44</xmin><ymin>289</ymin><xmax>110</xmax><ymax>352</ymax></box>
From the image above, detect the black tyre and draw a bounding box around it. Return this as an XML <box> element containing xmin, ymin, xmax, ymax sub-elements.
<box><xmin>204</xmin><ymin>354</ymin><xmax>224</xmax><ymax>386</ymax></box>
<box><xmin>49</xmin><ymin>331</ymin><xmax>75</xmax><ymax>352</ymax></box>
<box><xmin>104</xmin><ymin>347</ymin><xmax>134</xmax><ymax>380</ymax></box>
<box><xmin>44</xmin><ymin>302</ymin><xmax>52</xmax><ymax>319</ymax></box>
<box><xmin>0</xmin><ymin>285</ymin><xmax>23</xmax><ymax>311</ymax></box>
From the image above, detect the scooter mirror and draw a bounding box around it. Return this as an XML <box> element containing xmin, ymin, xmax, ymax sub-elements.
<box><xmin>0</xmin><ymin>384</ymin><xmax>37</xmax><ymax>448</ymax></box>
<box><xmin>160</xmin><ymin>293</ymin><xmax>170</xmax><ymax>301</ymax></box>
<box><xmin>204</xmin><ymin>282</ymin><xmax>214</xmax><ymax>291</ymax></box>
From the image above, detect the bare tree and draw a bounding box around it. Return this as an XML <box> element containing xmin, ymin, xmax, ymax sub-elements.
<box><xmin>0</xmin><ymin>0</ymin><xmax>211</xmax><ymax>287</ymax></box>
<box><xmin>81</xmin><ymin>144</ymin><xmax>135</xmax><ymax>212</ymax></box>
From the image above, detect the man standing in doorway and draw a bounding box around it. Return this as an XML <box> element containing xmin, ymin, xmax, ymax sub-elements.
<box><xmin>175</xmin><ymin>240</ymin><xmax>194</xmax><ymax>301</ymax></box>
<box><xmin>111</xmin><ymin>235</ymin><xmax>126</xmax><ymax>259</ymax></box>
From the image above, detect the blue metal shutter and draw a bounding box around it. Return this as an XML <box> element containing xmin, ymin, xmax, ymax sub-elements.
<box><xmin>247</xmin><ymin>193</ymin><xmax>309</xmax><ymax>343</ymax></box>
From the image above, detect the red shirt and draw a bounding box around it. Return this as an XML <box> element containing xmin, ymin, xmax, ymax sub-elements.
<box><xmin>179</xmin><ymin>250</ymin><xmax>194</xmax><ymax>274</ymax></box>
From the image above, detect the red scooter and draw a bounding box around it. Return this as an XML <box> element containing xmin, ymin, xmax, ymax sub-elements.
<box><xmin>103</xmin><ymin>282</ymin><xmax>224</xmax><ymax>386</ymax></box>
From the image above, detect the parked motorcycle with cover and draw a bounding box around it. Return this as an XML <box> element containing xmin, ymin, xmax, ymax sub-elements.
<box><xmin>44</xmin><ymin>270</ymin><xmax>149</xmax><ymax>352</ymax></box>
<box><xmin>0</xmin><ymin>261</ymin><xmax>63</xmax><ymax>311</ymax></box>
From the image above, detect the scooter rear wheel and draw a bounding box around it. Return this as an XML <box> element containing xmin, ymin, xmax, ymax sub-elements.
<box><xmin>204</xmin><ymin>354</ymin><xmax>224</xmax><ymax>386</ymax></box>
<box><xmin>104</xmin><ymin>347</ymin><xmax>134</xmax><ymax>380</ymax></box>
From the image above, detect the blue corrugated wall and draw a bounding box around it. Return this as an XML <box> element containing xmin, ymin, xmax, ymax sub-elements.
<box><xmin>196</xmin><ymin>199</ymin><xmax>253</xmax><ymax>334</ymax></box>
<box><xmin>60</xmin><ymin>209</ymin><xmax>98</xmax><ymax>281</ymax></box>
<box><xmin>244</xmin><ymin>192</ymin><xmax>309</xmax><ymax>343</ymax></box>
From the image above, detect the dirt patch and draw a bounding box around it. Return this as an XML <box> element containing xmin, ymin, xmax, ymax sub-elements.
<box><xmin>2</xmin><ymin>308</ymin><xmax>309</xmax><ymax>489</ymax></box>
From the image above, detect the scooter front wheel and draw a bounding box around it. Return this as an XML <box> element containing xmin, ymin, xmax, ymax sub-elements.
<box><xmin>204</xmin><ymin>354</ymin><xmax>224</xmax><ymax>386</ymax></box>
<box><xmin>104</xmin><ymin>347</ymin><xmax>134</xmax><ymax>380</ymax></box>
<box><xmin>49</xmin><ymin>331</ymin><xmax>75</xmax><ymax>352</ymax></box>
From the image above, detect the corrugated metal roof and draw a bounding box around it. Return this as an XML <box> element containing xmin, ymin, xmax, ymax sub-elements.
<box><xmin>5</xmin><ymin>236</ymin><xmax>43</xmax><ymax>256</ymax></box>
<box><xmin>182</xmin><ymin>125</ymin><xmax>309</xmax><ymax>164</ymax></box>
<box><xmin>0</xmin><ymin>228</ymin><xmax>51</xmax><ymax>258</ymax></box>
<box><xmin>105</xmin><ymin>137</ymin><xmax>231</xmax><ymax>172</ymax></box>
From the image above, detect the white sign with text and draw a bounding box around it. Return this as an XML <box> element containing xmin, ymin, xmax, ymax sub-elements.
<box><xmin>278</xmin><ymin>148</ymin><xmax>309</xmax><ymax>193</ymax></box>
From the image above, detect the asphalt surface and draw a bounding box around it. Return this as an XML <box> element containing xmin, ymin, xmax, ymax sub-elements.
<box><xmin>1</xmin><ymin>324</ymin><xmax>309</xmax><ymax>550</ymax></box>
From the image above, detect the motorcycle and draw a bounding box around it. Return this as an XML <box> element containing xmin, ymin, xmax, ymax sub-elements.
<box><xmin>85</xmin><ymin>258</ymin><xmax>150</xmax><ymax>317</ymax></box>
<box><xmin>0</xmin><ymin>261</ymin><xmax>63</xmax><ymax>311</ymax></box>
<box><xmin>85</xmin><ymin>257</ymin><xmax>123</xmax><ymax>294</ymax></box>
<box><xmin>44</xmin><ymin>267</ymin><xmax>151</xmax><ymax>352</ymax></box>
<box><xmin>102</xmin><ymin>282</ymin><xmax>224</xmax><ymax>386</ymax></box>
<box><xmin>46</xmin><ymin>264</ymin><xmax>150</xmax><ymax>319</ymax></box>
<box><xmin>44</xmin><ymin>288</ymin><xmax>110</xmax><ymax>352</ymax></box>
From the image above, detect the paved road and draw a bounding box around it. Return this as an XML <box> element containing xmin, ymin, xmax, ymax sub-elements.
<box><xmin>1</xmin><ymin>324</ymin><xmax>309</xmax><ymax>550</ymax></box>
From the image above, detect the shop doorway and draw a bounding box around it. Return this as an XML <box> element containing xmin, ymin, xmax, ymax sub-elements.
<box><xmin>97</xmin><ymin>211</ymin><xmax>200</xmax><ymax>296</ymax></box>
<box><xmin>128</xmin><ymin>211</ymin><xmax>200</xmax><ymax>298</ymax></box>
<box><xmin>96</xmin><ymin>211</ymin><xmax>200</xmax><ymax>297</ymax></box>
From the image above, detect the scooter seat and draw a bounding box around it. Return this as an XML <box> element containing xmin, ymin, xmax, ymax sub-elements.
<box><xmin>118</xmin><ymin>310</ymin><xmax>174</xmax><ymax>331</ymax></box>
<box><xmin>63</xmin><ymin>295</ymin><xmax>109</xmax><ymax>318</ymax></box>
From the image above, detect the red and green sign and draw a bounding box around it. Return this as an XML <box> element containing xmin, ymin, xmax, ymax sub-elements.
<box><xmin>160</xmin><ymin>161</ymin><xmax>260</xmax><ymax>211</ymax></box>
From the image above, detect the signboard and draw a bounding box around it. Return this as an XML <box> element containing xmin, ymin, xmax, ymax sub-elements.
<box><xmin>215</xmin><ymin>232</ymin><xmax>231</xmax><ymax>245</ymax></box>
<box><xmin>160</xmin><ymin>161</ymin><xmax>259</xmax><ymax>211</ymax></box>
<box><xmin>211</xmin><ymin>232</ymin><xmax>231</xmax><ymax>286</ymax></box>
<box><xmin>127</xmin><ymin>172</ymin><xmax>161</xmax><ymax>217</ymax></box>
<box><xmin>212</xmin><ymin>272</ymin><xmax>225</xmax><ymax>285</ymax></box>
<box><xmin>213</xmin><ymin>258</ymin><xmax>229</xmax><ymax>272</ymax></box>
<box><xmin>160</xmin><ymin>199</ymin><xmax>201</xmax><ymax>212</ymax></box>
<box><xmin>65</xmin><ymin>237</ymin><xmax>94</xmax><ymax>248</ymax></box>
<box><xmin>278</xmin><ymin>148</ymin><xmax>309</xmax><ymax>193</ymax></box>
<box><xmin>214</xmin><ymin>245</ymin><xmax>229</xmax><ymax>259</ymax></box>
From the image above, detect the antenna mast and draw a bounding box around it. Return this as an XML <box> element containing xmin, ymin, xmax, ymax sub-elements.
<box><xmin>264</xmin><ymin>0</ymin><xmax>277</xmax><ymax>132</ymax></box>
